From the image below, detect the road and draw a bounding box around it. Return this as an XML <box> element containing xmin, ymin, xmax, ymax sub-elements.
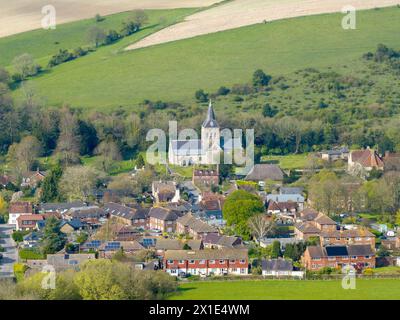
<box><xmin>0</xmin><ymin>224</ymin><xmax>17</xmax><ymax>279</ymax></box>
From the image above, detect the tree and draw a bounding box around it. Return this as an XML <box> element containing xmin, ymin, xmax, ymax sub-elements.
<box><xmin>252</xmin><ymin>69</ymin><xmax>271</xmax><ymax>87</ymax></box>
<box><xmin>94</xmin><ymin>137</ymin><xmax>122</xmax><ymax>172</ymax></box>
<box><xmin>223</xmin><ymin>190</ymin><xmax>265</xmax><ymax>239</ymax></box>
<box><xmin>40</xmin><ymin>164</ymin><xmax>63</xmax><ymax>202</ymax></box>
<box><xmin>56</xmin><ymin>107</ymin><xmax>81</xmax><ymax>165</ymax></box>
<box><xmin>12</xmin><ymin>53</ymin><xmax>41</xmax><ymax>79</ymax></box>
<box><xmin>0</xmin><ymin>67</ymin><xmax>10</xmax><ymax>84</ymax></box>
<box><xmin>396</xmin><ymin>210</ymin><xmax>400</xmax><ymax>226</ymax></box>
<box><xmin>248</xmin><ymin>214</ymin><xmax>276</xmax><ymax>240</ymax></box>
<box><xmin>270</xmin><ymin>240</ymin><xmax>282</xmax><ymax>259</ymax></box>
<box><xmin>121</xmin><ymin>9</ymin><xmax>148</xmax><ymax>36</ymax></box>
<box><xmin>136</xmin><ymin>154</ymin><xmax>145</xmax><ymax>168</ymax></box>
<box><xmin>262</xmin><ymin>104</ymin><xmax>278</xmax><ymax>118</ymax></box>
<box><xmin>59</xmin><ymin>166</ymin><xmax>105</xmax><ymax>201</ymax></box>
<box><xmin>86</xmin><ymin>26</ymin><xmax>106</xmax><ymax>47</ymax></box>
<box><xmin>195</xmin><ymin>89</ymin><xmax>208</xmax><ymax>103</ymax></box>
<box><xmin>40</xmin><ymin>216</ymin><xmax>66</xmax><ymax>255</ymax></box>
<box><xmin>7</xmin><ymin>135</ymin><xmax>42</xmax><ymax>177</ymax></box>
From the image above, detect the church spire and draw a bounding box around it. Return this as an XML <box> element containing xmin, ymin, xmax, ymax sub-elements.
<box><xmin>202</xmin><ymin>100</ymin><xmax>219</xmax><ymax>128</ymax></box>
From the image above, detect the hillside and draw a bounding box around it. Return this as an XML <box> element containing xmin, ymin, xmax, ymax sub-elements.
<box><xmin>126</xmin><ymin>0</ymin><xmax>399</xmax><ymax>51</ymax></box>
<box><xmin>0</xmin><ymin>0</ymin><xmax>220</xmax><ymax>38</ymax></box>
<box><xmin>6</xmin><ymin>6</ymin><xmax>400</xmax><ymax>111</ymax></box>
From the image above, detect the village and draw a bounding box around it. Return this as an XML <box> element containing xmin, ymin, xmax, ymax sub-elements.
<box><xmin>1</xmin><ymin>104</ymin><xmax>400</xmax><ymax>282</ymax></box>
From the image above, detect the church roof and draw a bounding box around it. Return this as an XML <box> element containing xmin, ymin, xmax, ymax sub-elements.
<box><xmin>202</xmin><ymin>101</ymin><xmax>219</xmax><ymax>128</ymax></box>
<box><xmin>170</xmin><ymin>139</ymin><xmax>203</xmax><ymax>156</ymax></box>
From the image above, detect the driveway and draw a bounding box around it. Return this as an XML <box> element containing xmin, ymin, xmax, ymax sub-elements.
<box><xmin>0</xmin><ymin>224</ymin><xmax>18</xmax><ymax>279</ymax></box>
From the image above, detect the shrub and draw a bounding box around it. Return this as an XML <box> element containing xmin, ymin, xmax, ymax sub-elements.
<box><xmin>195</xmin><ymin>89</ymin><xmax>209</xmax><ymax>102</ymax></box>
<box><xmin>19</xmin><ymin>248</ymin><xmax>45</xmax><ymax>260</ymax></box>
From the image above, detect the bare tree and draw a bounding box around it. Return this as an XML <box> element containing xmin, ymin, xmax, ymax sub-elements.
<box><xmin>56</xmin><ymin>107</ymin><xmax>81</xmax><ymax>165</ymax></box>
<box><xmin>12</xmin><ymin>53</ymin><xmax>41</xmax><ymax>79</ymax></box>
<box><xmin>86</xmin><ymin>26</ymin><xmax>106</xmax><ymax>47</ymax></box>
<box><xmin>94</xmin><ymin>138</ymin><xmax>122</xmax><ymax>172</ymax></box>
<box><xmin>7</xmin><ymin>135</ymin><xmax>42</xmax><ymax>177</ymax></box>
<box><xmin>248</xmin><ymin>214</ymin><xmax>276</xmax><ymax>240</ymax></box>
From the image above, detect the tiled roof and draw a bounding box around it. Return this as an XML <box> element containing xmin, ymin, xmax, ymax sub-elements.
<box><xmin>149</xmin><ymin>207</ymin><xmax>178</xmax><ymax>221</ymax></box>
<box><xmin>320</xmin><ymin>228</ymin><xmax>374</xmax><ymax>238</ymax></box>
<box><xmin>314</xmin><ymin>213</ymin><xmax>336</xmax><ymax>225</ymax></box>
<box><xmin>295</xmin><ymin>222</ymin><xmax>321</xmax><ymax>234</ymax></box>
<box><xmin>307</xmin><ymin>245</ymin><xmax>375</xmax><ymax>258</ymax></box>
<box><xmin>351</xmin><ymin>149</ymin><xmax>384</xmax><ymax>168</ymax></box>
<box><xmin>267</xmin><ymin>200</ymin><xmax>297</xmax><ymax>212</ymax></box>
<box><xmin>177</xmin><ymin>214</ymin><xmax>218</xmax><ymax>233</ymax></box>
<box><xmin>104</xmin><ymin>202</ymin><xmax>148</xmax><ymax>220</ymax></box>
<box><xmin>245</xmin><ymin>164</ymin><xmax>284</xmax><ymax>181</ymax></box>
<box><xmin>202</xmin><ymin>101</ymin><xmax>219</xmax><ymax>128</ymax></box>
<box><xmin>170</xmin><ymin>140</ymin><xmax>202</xmax><ymax>155</ymax></box>
<box><xmin>9</xmin><ymin>201</ymin><xmax>33</xmax><ymax>214</ymax></box>
<box><xmin>261</xmin><ymin>258</ymin><xmax>293</xmax><ymax>271</ymax></box>
<box><xmin>165</xmin><ymin>248</ymin><xmax>248</xmax><ymax>261</ymax></box>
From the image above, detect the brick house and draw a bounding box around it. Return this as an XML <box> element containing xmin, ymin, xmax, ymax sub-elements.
<box><xmin>16</xmin><ymin>214</ymin><xmax>44</xmax><ymax>231</ymax></box>
<box><xmin>348</xmin><ymin>148</ymin><xmax>384</xmax><ymax>173</ymax></box>
<box><xmin>320</xmin><ymin>228</ymin><xmax>375</xmax><ymax>248</ymax></box>
<box><xmin>176</xmin><ymin>213</ymin><xmax>219</xmax><ymax>240</ymax></box>
<box><xmin>294</xmin><ymin>213</ymin><xmax>337</xmax><ymax>240</ymax></box>
<box><xmin>164</xmin><ymin>249</ymin><xmax>249</xmax><ymax>276</ymax></box>
<box><xmin>152</xmin><ymin>181</ymin><xmax>180</xmax><ymax>203</ymax></box>
<box><xmin>8</xmin><ymin>201</ymin><xmax>34</xmax><ymax>226</ymax></box>
<box><xmin>302</xmin><ymin>245</ymin><xmax>375</xmax><ymax>271</ymax></box>
<box><xmin>148</xmin><ymin>207</ymin><xmax>179</xmax><ymax>233</ymax></box>
<box><xmin>103</xmin><ymin>202</ymin><xmax>148</xmax><ymax>229</ymax></box>
<box><xmin>192</xmin><ymin>169</ymin><xmax>219</xmax><ymax>187</ymax></box>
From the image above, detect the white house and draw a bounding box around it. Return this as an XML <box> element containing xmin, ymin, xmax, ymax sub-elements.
<box><xmin>261</xmin><ymin>258</ymin><xmax>304</xmax><ymax>279</ymax></box>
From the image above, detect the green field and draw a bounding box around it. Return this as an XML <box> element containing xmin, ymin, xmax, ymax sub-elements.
<box><xmin>171</xmin><ymin>279</ymin><xmax>400</xmax><ymax>300</ymax></box>
<box><xmin>5</xmin><ymin>6</ymin><xmax>400</xmax><ymax>110</ymax></box>
<box><xmin>262</xmin><ymin>154</ymin><xmax>310</xmax><ymax>170</ymax></box>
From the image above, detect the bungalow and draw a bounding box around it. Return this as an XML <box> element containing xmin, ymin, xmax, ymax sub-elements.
<box><xmin>98</xmin><ymin>240</ymin><xmax>144</xmax><ymax>258</ymax></box>
<box><xmin>261</xmin><ymin>258</ymin><xmax>304</xmax><ymax>278</ymax></box>
<box><xmin>176</xmin><ymin>214</ymin><xmax>219</xmax><ymax>240</ymax></box>
<box><xmin>320</xmin><ymin>147</ymin><xmax>349</xmax><ymax>161</ymax></box>
<box><xmin>202</xmin><ymin>234</ymin><xmax>243</xmax><ymax>249</ymax></box>
<box><xmin>38</xmin><ymin>201</ymin><xmax>87</xmax><ymax>215</ymax></box>
<box><xmin>267</xmin><ymin>201</ymin><xmax>298</xmax><ymax>216</ymax></box>
<box><xmin>148</xmin><ymin>207</ymin><xmax>179</xmax><ymax>233</ymax></box>
<box><xmin>59</xmin><ymin>219</ymin><xmax>85</xmax><ymax>234</ymax></box>
<box><xmin>46</xmin><ymin>253</ymin><xmax>96</xmax><ymax>271</ymax></box>
<box><xmin>164</xmin><ymin>249</ymin><xmax>249</xmax><ymax>276</ymax></box>
<box><xmin>302</xmin><ymin>245</ymin><xmax>375</xmax><ymax>271</ymax></box>
<box><xmin>245</xmin><ymin>164</ymin><xmax>284</xmax><ymax>183</ymax></box>
<box><xmin>103</xmin><ymin>202</ymin><xmax>148</xmax><ymax>229</ymax></box>
<box><xmin>155</xmin><ymin>238</ymin><xmax>203</xmax><ymax>257</ymax></box>
<box><xmin>152</xmin><ymin>181</ymin><xmax>180</xmax><ymax>203</ymax></box>
<box><xmin>8</xmin><ymin>201</ymin><xmax>33</xmax><ymax>226</ymax></box>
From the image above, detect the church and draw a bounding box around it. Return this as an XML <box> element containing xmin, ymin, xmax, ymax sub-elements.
<box><xmin>168</xmin><ymin>102</ymin><xmax>223</xmax><ymax>166</ymax></box>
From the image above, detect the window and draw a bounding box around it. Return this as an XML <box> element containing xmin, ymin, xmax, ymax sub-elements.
<box><xmin>229</xmin><ymin>259</ymin><xmax>235</xmax><ymax>263</ymax></box>
<box><xmin>167</xmin><ymin>260</ymin><xmax>174</xmax><ymax>264</ymax></box>
<box><xmin>240</xmin><ymin>268</ymin><xmax>246</xmax><ymax>274</ymax></box>
<box><xmin>240</xmin><ymin>259</ymin><xmax>246</xmax><ymax>264</ymax></box>
<box><xmin>179</xmin><ymin>260</ymin><xmax>185</xmax><ymax>264</ymax></box>
<box><xmin>365</xmin><ymin>256</ymin><xmax>370</xmax><ymax>259</ymax></box>
<box><xmin>199</xmin><ymin>260</ymin><xmax>206</xmax><ymax>264</ymax></box>
<box><xmin>189</xmin><ymin>260</ymin><xmax>195</xmax><ymax>264</ymax></box>
<box><xmin>209</xmin><ymin>260</ymin><xmax>215</xmax><ymax>264</ymax></box>
<box><xmin>219</xmin><ymin>260</ymin><xmax>225</xmax><ymax>264</ymax></box>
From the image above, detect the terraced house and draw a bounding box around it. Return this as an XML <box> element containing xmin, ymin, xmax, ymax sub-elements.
<box><xmin>176</xmin><ymin>213</ymin><xmax>219</xmax><ymax>240</ymax></box>
<box><xmin>164</xmin><ymin>249</ymin><xmax>249</xmax><ymax>276</ymax></box>
<box><xmin>103</xmin><ymin>202</ymin><xmax>148</xmax><ymax>228</ymax></box>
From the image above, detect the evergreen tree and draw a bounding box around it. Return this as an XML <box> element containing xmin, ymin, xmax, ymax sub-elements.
<box><xmin>40</xmin><ymin>164</ymin><xmax>63</xmax><ymax>202</ymax></box>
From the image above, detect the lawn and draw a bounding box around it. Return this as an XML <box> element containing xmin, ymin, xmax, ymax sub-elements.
<box><xmin>7</xmin><ymin>6</ymin><xmax>400</xmax><ymax>110</ymax></box>
<box><xmin>171</xmin><ymin>279</ymin><xmax>400</xmax><ymax>300</ymax></box>
<box><xmin>262</xmin><ymin>154</ymin><xmax>309</xmax><ymax>170</ymax></box>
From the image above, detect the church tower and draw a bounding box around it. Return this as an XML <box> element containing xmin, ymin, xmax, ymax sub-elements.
<box><xmin>201</xmin><ymin>101</ymin><xmax>220</xmax><ymax>164</ymax></box>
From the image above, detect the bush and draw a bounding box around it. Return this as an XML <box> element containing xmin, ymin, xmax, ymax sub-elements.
<box><xmin>19</xmin><ymin>248</ymin><xmax>45</xmax><ymax>260</ymax></box>
<box><xmin>363</xmin><ymin>268</ymin><xmax>374</xmax><ymax>275</ymax></box>
<box><xmin>12</xmin><ymin>230</ymin><xmax>30</xmax><ymax>242</ymax></box>
<box><xmin>195</xmin><ymin>89</ymin><xmax>209</xmax><ymax>102</ymax></box>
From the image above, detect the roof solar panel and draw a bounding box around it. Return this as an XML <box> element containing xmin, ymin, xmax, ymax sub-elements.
<box><xmin>326</xmin><ymin>246</ymin><xmax>348</xmax><ymax>256</ymax></box>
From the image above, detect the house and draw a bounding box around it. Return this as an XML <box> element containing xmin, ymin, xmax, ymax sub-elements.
<box><xmin>8</xmin><ymin>201</ymin><xmax>33</xmax><ymax>226</ymax></box>
<box><xmin>261</xmin><ymin>258</ymin><xmax>304</xmax><ymax>278</ymax></box>
<box><xmin>176</xmin><ymin>214</ymin><xmax>219</xmax><ymax>240</ymax></box>
<box><xmin>294</xmin><ymin>213</ymin><xmax>337</xmax><ymax>240</ymax></box>
<box><xmin>267</xmin><ymin>201</ymin><xmax>298</xmax><ymax>216</ymax></box>
<box><xmin>21</xmin><ymin>168</ymin><xmax>46</xmax><ymax>188</ymax></box>
<box><xmin>383</xmin><ymin>151</ymin><xmax>400</xmax><ymax>172</ymax></box>
<box><xmin>148</xmin><ymin>207</ymin><xmax>179</xmax><ymax>233</ymax></box>
<box><xmin>114</xmin><ymin>225</ymin><xmax>142</xmax><ymax>241</ymax></box>
<box><xmin>320</xmin><ymin>147</ymin><xmax>349</xmax><ymax>161</ymax></box>
<box><xmin>348</xmin><ymin>148</ymin><xmax>384</xmax><ymax>174</ymax></box>
<box><xmin>65</xmin><ymin>206</ymin><xmax>107</xmax><ymax>224</ymax></box>
<box><xmin>16</xmin><ymin>214</ymin><xmax>44</xmax><ymax>231</ymax></box>
<box><xmin>319</xmin><ymin>228</ymin><xmax>375</xmax><ymax>248</ymax></box>
<box><xmin>302</xmin><ymin>245</ymin><xmax>375</xmax><ymax>271</ymax></box>
<box><xmin>164</xmin><ymin>249</ymin><xmax>249</xmax><ymax>276</ymax></box>
<box><xmin>38</xmin><ymin>201</ymin><xmax>87</xmax><ymax>215</ymax></box>
<box><xmin>199</xmin><ymin>192</ymin><xmax>224</xmax><ymax>221</ymax></box>
<box><xmin>168</xmin><ymin>101</ymin><xmax>222</xmax><ymax>166</ymax></box>
<box><xmin>155</xmin><ymin>238</ymin><xmax>203</xmax><ymax>257</ymax></box>
<box><xmin>22</xmin><ymin>231</ymin><xmax>42</xmax><ymax>248</ymax></box>
<box><xmin>152</xmin><ymin>181</ymin><xmax>180</xmax><ymax>203</ymax></box>
<box><xmin>193</xmin><ymin>169</ymin><xmax>219</xmax><ymax>187</ymax></box>
<box><xmin>46</xmin><ymin>253</ymin><xmax>96</xmax><ymax>271</ymax></box>
<box><xmin>202</xmin><ymin>234</ymin><xmax>242</xmax><ymax>249</ymax></box>
<box><xmin>266</xmin><ymin>194</ymin><xmax>305</xmax><ymax>211</ymax></box>
<box><xmin>59</xmin><ymin>219</ymin><xmax>85</xmax><ymax>234</ymax></box>
<box><xmin>279</xmin><ymin>187</ymin><xmax>304</xmax><ymax>195</ymax></box>
<box><xmin>245</xmin><ymin>164</ymin><xmax>284</xmax><ymax>183</ymax></box>
<box><xmin>103</xmin><ymin>202</ymin><xmax>148</xmax><ymax>228</ymax></box>
<box><xmin>98</xmin><ymin>241</ymin><xmax>144</xmax><ymax>258</ymax></box>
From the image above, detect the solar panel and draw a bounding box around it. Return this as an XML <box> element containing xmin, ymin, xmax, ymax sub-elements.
<box><xmin>326</xmin><ymin>246</ymin><xmax>348</xmax><ymax>256</ymax></box>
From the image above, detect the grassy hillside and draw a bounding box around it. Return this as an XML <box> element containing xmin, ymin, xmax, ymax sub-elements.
<box><xmin>171</xmin><ymin>279</ymin><xmax>400</xmax><ymax>300</ymax></box>
<box><xmin>6</xmin><ymin>6</ymin><xmax>400</xmax><ymax>110</ymax></box>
